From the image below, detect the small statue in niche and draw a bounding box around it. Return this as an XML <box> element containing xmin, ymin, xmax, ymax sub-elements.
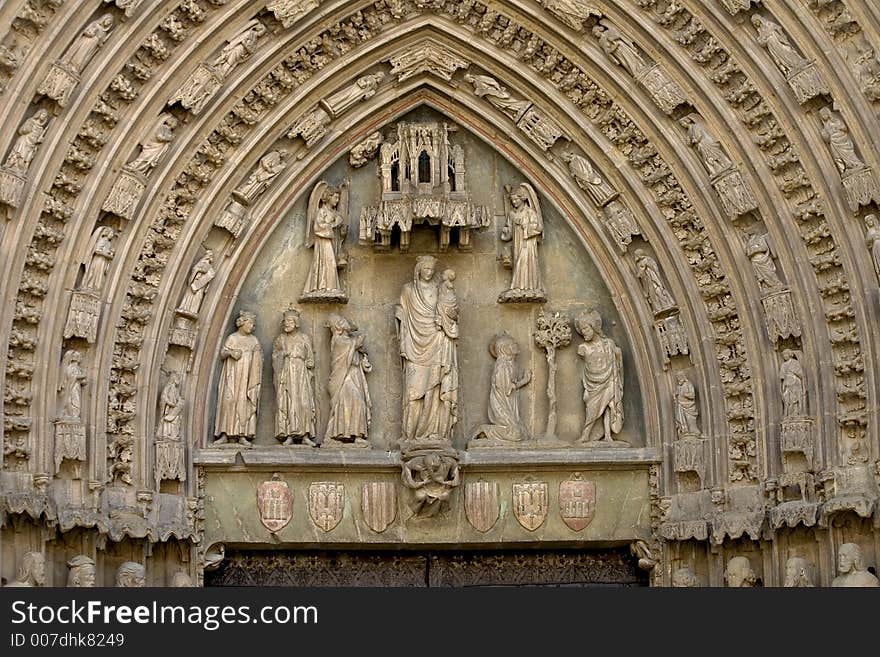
<box><xmin>176</xmin><ymin>250</ymin><xmax>216</xmax><ymax>317</ymax></box>
<box><xmin>234</xmin><ymin>150</ymin><xmax>288</xmax><ymax>205</ymax></box>
<box><xmin>63</xmin><ymin>226</ymin><xmax>117</xmax><ymax>343</ymax></box>
<box><xmin>751</xmin><ymin>15</ymin><xmax>808</xmax><ymax>76</ymax></box>
<box><xmin>66</xmin><ymin>556</ymin><xmax>95</xmax><ymax>587</ymax></box>
<box><xmin>156</xmin><ymin>372</ymin><xmax>183</xmax><ymax>443</ymax></box>
<box><xmin>3</xmin><ymin>552</ymin><xmax>45</xmax><ymax>587</ymax></box>
<box><xmin>126</xmin><ymin>114</ymin><xmax>178</xmax><ymax>176</ymax></box>
<box><xmin>464</xmin><ymin>74</ymin><xmax>531</xmax><ymax>121</ymax></box>
<box><xmin>832</xmin><ymin>543</ymin><xmax>879</xmax><ymax>587</ymax></box>
<box><xmin>322</xmin><ymin>72</ymin><xmax>384</xmax><ymax>117</ymax></box>
<box><xmin>499</xmin><ymin>182</ymin><xmax>545</xmax><ymax>303</ymax></box>
<box><xmin>783</xmin><ymin>556</ymin><xmax>815</xmax><ymax>588</ymax></box>
<box><xmin>0</xmin><ymin>110</ymin><xmax>50</xmax><ymax>208</ymax></box>
<box><xmin>38</xmin><ymin>14</ymin><xmax>114</xmax><ymax>106</ymax></box>
<box><xmin>743</xmin><ymin>228</ymin><xmax>783</xmax><ymax>291</ymax></box>
<box><xmin>575</xmin><ymin>310</ymin><xmax>626</xmax><ymax>446</ymax></box>
<box><xmin>155</xmin><ymin>371</ymin><xmax>186</xmax><ymax>486</ymax></box>
<box><xmin>213</xmin><ymin>311</ymin><xmax>262</xmax><ymax>447</ymax></box>
<box><xmin>671</xmin><ymin>566</ymin><xmax>698</xmax><ymax>587</ymax></box>
<box><xmin>471</xmin><ymin>333</ymin><xmax>532</xmax><ymax>445</ymax></box>
<box><xmin>80</xmin><ymin>227</ymin><xmax>116</xmax><ymax>292</ymax></box>
<box><xmin>819</xmin><ymin>107</ymin><xmax>866</xmax><ymax>175</ymax></box>
<box><xmin>540</xmin><ymin>0</ymin><xmax>599</xmax><ymax>31</ymax></box>
<box><xmin>678</xmin><ymin>114</ymin><xmax>733</xmax><ymax>177</ymax></box>
<box><xmin>61</xmin><ymin>14</ymin><xmax>115</xmax><ymax>72</ymax></box>
<box><xmin>115</xmin><ymin>562</ymin><xmax>145</xmax><ymax>587</ymax></box>
<box><xmin>170</xmin><ymin>20</ymin><xmax>266</xmax><ymax>115</ymax></box>
<box><xmin>633</xmin><ymin>249</ymin><xmax>676</xmax><ymax>315</ymax></box>
<box><xmin>673</xmin><ymin>372</ymin><xmax>699</xmax><ymax>438</ymax></box>
<box><xmin>724</xmin><ymin>556</ymin><xmax>757</xmax><ymax>587</ymax></box>
<box><xmin>401</xmin><ymin>450</ymin><xmax>461</xmax><ymax>518</ymax></box>
<box><xmin>593</xmin><ymin>19</ymin><xmax>647</xmax><ymax>78</ymax></box>
<box><xmin>561</xmin><ymin>151</ymin><xmax>617</xmax><ymax>207</ymax></box>
<box><xmin>55</xmin><ymin>349</ymin><xmax>87</xmax><ymax>476</ymax></box>
<box><xmin>324</xmin><ymin>314</ymin><xmax>372</xmax><ymax>447</ymax></box>
<box><xmin>301</xmin><ymin>181</ymin><xmax>348</xmax><ymax>303</ymax></box>
<box><xmin>865</xmin><ymin>214</ymin><xmax>880</xmax><ymax>282</ymax></box>
<box><xmin>272</xmin><ymin>306</ymin><xmax>317</xmax><ymax>447</ymax></box>
<box><xmin>779</xmin><ymin>349</ymin><xmax>806</xmax><ymax>418</ymax></box>
<box><xmin>3</xmin><ymin>109</ymin><xmax>50</xmax><ymax>174</ymax></box>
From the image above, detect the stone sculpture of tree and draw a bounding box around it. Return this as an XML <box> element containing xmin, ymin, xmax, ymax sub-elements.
<box><xmin>534</xmin><ymin>310</ymin><xmax>571</xmax><ymax>437</ymax></box>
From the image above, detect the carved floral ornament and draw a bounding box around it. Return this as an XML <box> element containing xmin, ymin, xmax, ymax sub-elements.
<box><xmin>0</xmin><ymin>1</ymin><xmax>879</xmax><ymax>587</ymax></box>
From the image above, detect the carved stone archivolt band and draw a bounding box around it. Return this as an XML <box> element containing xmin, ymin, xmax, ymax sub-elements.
<box><xmin>1</xmin><ymin>0</ymin><xmax>879</xmax><ymax>588</ymax></box>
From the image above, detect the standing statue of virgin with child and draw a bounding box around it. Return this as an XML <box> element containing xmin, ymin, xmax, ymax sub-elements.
<box><xmin>395</xmin><ymin>256</ymin><xmax>460</xmax><ymax>446</ymax></box>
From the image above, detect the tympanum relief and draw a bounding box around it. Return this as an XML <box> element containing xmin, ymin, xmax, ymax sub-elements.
<box><xmin>219</xmin><ymin>109</ymin><xmax>641</xmax><ymax>457</ymax></box>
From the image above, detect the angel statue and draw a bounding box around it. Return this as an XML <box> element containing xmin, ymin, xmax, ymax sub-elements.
<box><xmin>498</xmin><ymin>182</ymin><xmax>546</xmax><ymax>303</ymax></box>
<box><xmin>300</xmin><ymin>181</ymin><xmax>348</xmax><ymax>303</ymax></box>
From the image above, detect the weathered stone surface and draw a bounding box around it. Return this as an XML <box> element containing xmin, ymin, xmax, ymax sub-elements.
<box><xmin>2</xmin><ymin>1</ymin><xmax>880</xmax><ymax>589</ymax></box>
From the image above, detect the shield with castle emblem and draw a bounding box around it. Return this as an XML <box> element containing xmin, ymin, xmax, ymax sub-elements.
<box><xmin>361</xmin><ymin>481</ymin><xmax>396</xmax><ymax>533</ymax></box>
<box><xmin>465</xmin><ymin>480</ymin><xmax>500</xmax><ymax>533</ymax></box>
<box><xmin>559</xmin><ymin>474</ymin><xmax>596</xmax><ymax>531</ymax></box>
<box><xmin>256</xmin><ymin>474</ymin><xmax>293</xmax><ymax>533</ymax></box>
<box><xmin>512</xmin><ymin>481</ymin><xmax>548</xmax><ymax>531</ymax></box>
<box><xmin>308</xmin><ymin>482</ymin><xmax>345</xmax><ymax>532</ymax></box>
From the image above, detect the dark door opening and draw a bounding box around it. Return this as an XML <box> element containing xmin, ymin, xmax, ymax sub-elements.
<box><xmin>205</xmin><ymin>548</ymin><xmax>648</xmax><ymax>587</ymax></box>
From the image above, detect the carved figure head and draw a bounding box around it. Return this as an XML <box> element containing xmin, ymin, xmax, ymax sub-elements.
<box><xmin>15</xmin><ymin>551</ymin><xmax>45</xmax><ymax>586</ymax></box>
<box><xmin>282</xmin><ymin>305</ymin><xmax>300</xmax><ymax>331</ymax></box>
<box><xmin>67</xmin><ymin>555</ymin><xmax>96</xmax><ymax>587</ymax></box>
<box><xmin>837</xmin><ymin>543</ymin><xmax>866</xmax><ymax>575</ymax></box>
<box><xmin>784</xmin><ymin>556</ymin><xmax>813</xmax><ymax>587</ymax></box>
<box><xmin>781</xmin><ymin>349</ymin><xmax>795</xmax><ymax>362</ymax></box>
<box><xmin>671</xmin><ymin>566</ymin><xmax>697</xmax><ymax>587</ymax></box>
<box><xmin>441</xmin><ymin>269</ymin><xmax>455</xmax><ymax>285</ymax></box>
<box><xmin>509</xmin><ymin>186</ymin><xmax>527</xmax><ymax>208</ymax></box>
<box><xmin>414</xmin><ymin>255</ymin><xmax>437</xmax><ymax>283</ymax></box>
<box><xmin>326</xmin><ymin>313</ymin><xmax>355</xmax><ymax>335</ymax></box>
<box><xmin>490</xmin><ymin>332</ymin><xmax>519</xmax><ymax>360</ymax></box>
<box><xmin>115</xmin><ymin>561</ymin><xmax>146</xmax><ymax>587</ymax></box>
<box><xmin>98</xmin><ymin>13</ymin><xmax>114</xmax><ymax>30</ymax></box>
<box><xmin>574</xmin><ymin>310</ymin><xmax>603</xmax><ymax>340</ymax></box>
<box><xmin>750</xmin><ymin>14</ymin><xmax>763</xmax><ymax>29</ymax></box>
<box><xmin>724</xmin><ymin>556</ymin><xmax>757</xmax><ymax>587</ymax></box>
<box><xmin>34</xmin><ymin>109</ymin><xmax>49</xmax><ymax>125</ymax></box>
<box><xmin>866</xmin><ymin>214</ymin><xmax>877</xmax><ymax>228</ymax></box>
<box><xmin>819</xmin><ymin>107</ymin><xmax>832</xmax><ymax>121</ymax></box>
<box><xmin>236</xmin><ymin>310</ymin><xmax>256</xmax><ymax>333</ymax></box>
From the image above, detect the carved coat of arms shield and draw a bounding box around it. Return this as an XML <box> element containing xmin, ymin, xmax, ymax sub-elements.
<box><xmin>512</xmin><ymin>481</ymin><xmax>548</xmax><ymax>531</ymax></box>
<box><xmin>361</xmin><ymin>481</ymin><xmax>396</xmax><ymax>533</ymax></box>
<box><xmin>559</xmin><ymin>475</ymin><xmax>596</xmax><ymax>531</ymax></box>
<box><xmin>257</xmin><ymin>474</ymin><xmax>293</xmax><ymax>533</ymax></box>
<box><xmin>465</xmin><ymin>480</ymin><xmax>500</xmax><ymax>533</ymax></box>
<box><xmin>308</xmin><ymin>482</ymin><xmax>345</xmax><ymax>532</ymax></box>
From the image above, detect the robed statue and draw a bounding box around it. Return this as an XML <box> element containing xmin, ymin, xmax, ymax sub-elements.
<box><xmin>395</xmin><ymin>256</ymin><xmax>460</xmax><ymax>445</ymax></box>
<box><xmin>499</xmin><ymin>182</ymin><xmax>546</xmax><ymax>303</ymax></box>
<box><xmin>301</xmin><ymin>181</ymin><xmax>348</xmax><ymax>303</ymax></box>
<box><xmin>213</xmin><ymin>311</ymin><xmax>262</xmax><ymax>446</ymax></box>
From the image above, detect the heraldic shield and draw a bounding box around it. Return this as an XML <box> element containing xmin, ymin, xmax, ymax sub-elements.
<box><xmin>512</xmin><ymin>481</ymin><xmax>548</xmax><ymax>531</ymax></box>
<box><xmin>361</xmin><ymin>481</ymin><xmax>396</xmax><ymax>533</ymax></box>
<box><xmin>465</xmin><ymin>480</ymin><xmax>500</xmax><ymax>533</ymax></box>
<box><xmin>257</xmin><ymin>474</ymin><xmax>293</xmax><ymax>533</ymax></box>
<box><xmin>309</xmin><ymin>482</ymin><xmax>345</xmax><ymax>532</ymax></box>
<box><xmin>559</xmin><ymin>474</ymin><xmax>596</xmax><ymax>531</ymax></box>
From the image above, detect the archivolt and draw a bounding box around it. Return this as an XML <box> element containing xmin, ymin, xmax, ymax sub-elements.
<box><xmin>0</xmin><ymin>0</ymin><xmax>877</xmax><ymax>518</ymax></box>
